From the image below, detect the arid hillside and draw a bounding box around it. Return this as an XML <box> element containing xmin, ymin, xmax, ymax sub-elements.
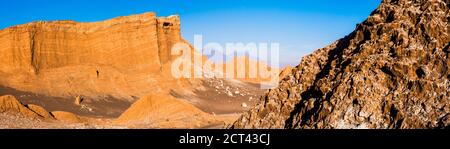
<box><xmin>232</xmin><ymin>0</ymin><xmax>450</xmax><ymax>129</ymax></box>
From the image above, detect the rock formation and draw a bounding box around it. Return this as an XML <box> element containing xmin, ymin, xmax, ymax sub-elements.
<box><xmin>27</xmin><ymin>104</ymin><xmax>53</xmax><ymax>118</ymax></box>
<box><xmin>0</xmin><ymin>95</ymin><xmax>42</xmax><ymax>118</ymax></box>
<box><xmin>216</xmin><ymin>56</ymin><xmax>279</xmax><ymax>85</ymax></box>
<box><xmin>0</xmin><ymin>12</ymin><xmax>269</xmax><ymax>128</ymax></box>
<box><xmin>0</xmin><ymin>94</ymin><xmax>113</xmax><ymax>127</ymax></box>
<box><xmin>232</xmin><ymin>0</ymin><xmax>450</xmax><ymax>129</ymax></box>
<box><xmin>50</xmin><ymin>111</ymin><xmax>83</xmax><ymax>123</ymax></box>
<box><xmin>74</xmin><ymin>96</ymin><xmax>83</xmax><ymax>106</ymax></box>
<box><xmin>0</xmin><ymin>95</ymin><xmax>57</xmax><ymax>120</ymax></box>
<box><xmin>0</xmin><ymin>94</ymin><xmax>84</xmax><ymax>121</ymax></box>
<box><xmin>115</xmin><ymin>93</ymin><xmax>217</xmax><ymax>128</ymax></box>
<box><xmin>0</xmin><ymin>12</ymin><xmax>192</xmax><ymax>100</ymax></box>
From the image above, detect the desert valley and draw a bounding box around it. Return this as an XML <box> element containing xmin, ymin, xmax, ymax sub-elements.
<box><xmin>0</xmin><ymin>12</ymin><xmax>276</xmax><ymax>128</ymax></box>
<box><xmin>0</xmin><ymin>0</ymin><xmax>449</xmax><ymax>129</ymax></box>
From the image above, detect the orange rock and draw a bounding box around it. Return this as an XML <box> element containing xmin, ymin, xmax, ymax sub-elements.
<box><xmin>215</xmin><ymin>56</ymin><xmax>280</xmax><ymax>84</ymax></box>
<box><xmin>50</xmin><ymin>111</ymin><xmax>82</xmax><ymax>123</ymax></box>
<box><xmin>0</xmin><ymin>12</ymin><xmax>273</xmax><ymax>128</ymax></box>
<box><xmin>27</xmin><ymin>104</ymin><xmax>53</xmax><ymax>119</ymax></box>
<box><xmin>74</xmin><ymin>96</ymin><xmax>83</xmax><ymax>106</ymax></box>
<box><xmin>0</xmin><ymin>95</ymin><xmax>41</xmax><ymax>119</ymax></box>
<box><xmin>115</xmin><ymin>93</ymin><xmax>216</xmax><ymax>128</ymax></box>
<box><xmin>0</xmin><ymin>12</ymin><xmax>269</xmax><ymax>104</ymax></box>
<box><xmin>0</xmin><ymin>12</ymin><xmax>196</xmax><ymax>100</ymax></box>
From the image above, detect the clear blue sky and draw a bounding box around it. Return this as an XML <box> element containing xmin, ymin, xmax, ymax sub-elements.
<box><xmin>0</xmin><ymin>0</ymin><xmax>381</xmax><ymax>67</ymax></box>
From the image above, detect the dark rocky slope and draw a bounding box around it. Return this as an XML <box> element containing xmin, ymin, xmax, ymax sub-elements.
<box><xmin>232</xmin><ymin>0</ymin><xmax>450</xmax><ymax>129</ymax></box>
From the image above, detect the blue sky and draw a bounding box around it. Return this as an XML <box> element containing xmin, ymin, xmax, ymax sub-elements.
<box><xmin>0</xmin><ymin>0</ymin><xmax>381</xmax><ymax>67</ymax></box>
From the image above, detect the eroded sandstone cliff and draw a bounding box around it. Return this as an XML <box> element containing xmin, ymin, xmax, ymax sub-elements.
<box><xmin>0</xmin><ymin>12</ymin><xmax>189</xmax><ymax>100</ymax></box>
<box><xmin>0</xmin><ymin>12</ymin><xmax>268</xmax><ymax>128</ymax></box>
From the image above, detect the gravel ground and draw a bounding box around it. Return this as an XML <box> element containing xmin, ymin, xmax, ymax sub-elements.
<box><xmin>0</xmin><ymin>113</ymin><xmax>126</xmax><ymax>129</ymax></box>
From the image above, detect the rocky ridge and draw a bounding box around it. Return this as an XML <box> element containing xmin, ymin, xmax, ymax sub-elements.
<box><xmin>231</xmin><ymin>0</ymin><xmax>450</xmax><ymax>129</ymax></box>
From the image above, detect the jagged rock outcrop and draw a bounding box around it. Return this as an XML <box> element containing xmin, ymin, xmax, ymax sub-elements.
<box><xmin>0</xmin><ymin>94</ymin><xmax>115</xmax><ymax>126</ymax></box>
<box><xmin>232</xmin><ymin>0</ymin><xmax>450</xmax><ymax>129</ymax></box>
<box><xmin>0</xmin><ymin>95</ymin><xmax>47</xmax><ymax>119</ymax></box>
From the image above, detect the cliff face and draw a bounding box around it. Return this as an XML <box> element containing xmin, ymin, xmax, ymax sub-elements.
<box><xmin>232</xmin><ymin>0</ymin><xmax>450</xmax><ymax>129</ymax></box>
<box><xmin>0</xmin><ymin>12</ymin><xmax>180</xmax><ymax>74</ymax></box>
<box><xmin>0</xmin><ymin>12</ymin><xmax>189</xmax><ymax>99</ymax></box>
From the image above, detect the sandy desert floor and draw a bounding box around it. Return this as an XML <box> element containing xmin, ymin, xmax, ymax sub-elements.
<box><xmin>0</xmin><ymin>79</ymin><xmax>264</xmax><ymax>129</ymax></box>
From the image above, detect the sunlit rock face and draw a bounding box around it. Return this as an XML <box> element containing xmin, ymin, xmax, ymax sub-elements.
<box><xmin>0</xmin><ymin>12</ymin><xmax>187</xmax><ymax>100</ymax></box>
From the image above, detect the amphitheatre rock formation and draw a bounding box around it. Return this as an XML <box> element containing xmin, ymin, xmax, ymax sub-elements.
<box><xmin>0</xmin><ymin>12</ymin><xmax>272</xmax><ymax>128</ymax></box>
<box><xmin>0</xmin><ymin>12</ymin><xmax>190</xmax><ymax>100</ymax></box>
<box><xmin>231</xmin><ymin>0</ymin><xmax>450</xmax><ymax>129</ymax></box>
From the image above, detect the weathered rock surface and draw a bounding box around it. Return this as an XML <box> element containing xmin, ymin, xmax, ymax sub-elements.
<box><xmin>50</xmin><ymin>111</ymin><xmax>83</xmax><ymax>123</ymax></box>
<box><xmin>0</xmin><ymin>95</ymin><xmax>42</xmax><ymax>118</ymax></box>
<box><xmin>0</xmin><ymin>12</ymin><xmax>268</xmax><ymax>128</ymax></box>
<box><xmin>27</xmin><ymin>104</ymin><xmax>53</xmax><ymax>119</ymax></box>
<box><xmin>216</xmin><ymin>56</ymin><xmax>279</xmax><ymax>85</ymax></box>
<box><xmin>0</xmin><ymin>12</ymin><xmax>189</xmax><ymax>100</ymax></box>
<box><xmin>0</xmin><ymin>94</ymin><xmax>106</xmax><ymax>125</ymax></box>
<box><xmin>115</xmin><ymin>93</ymin><xmax>218</xmax><ymax>128</ymax></box>
<box><xmin>232</xmin><ymin>0</ymin><xmax>450</xmax><ymax>129</ymax></box>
